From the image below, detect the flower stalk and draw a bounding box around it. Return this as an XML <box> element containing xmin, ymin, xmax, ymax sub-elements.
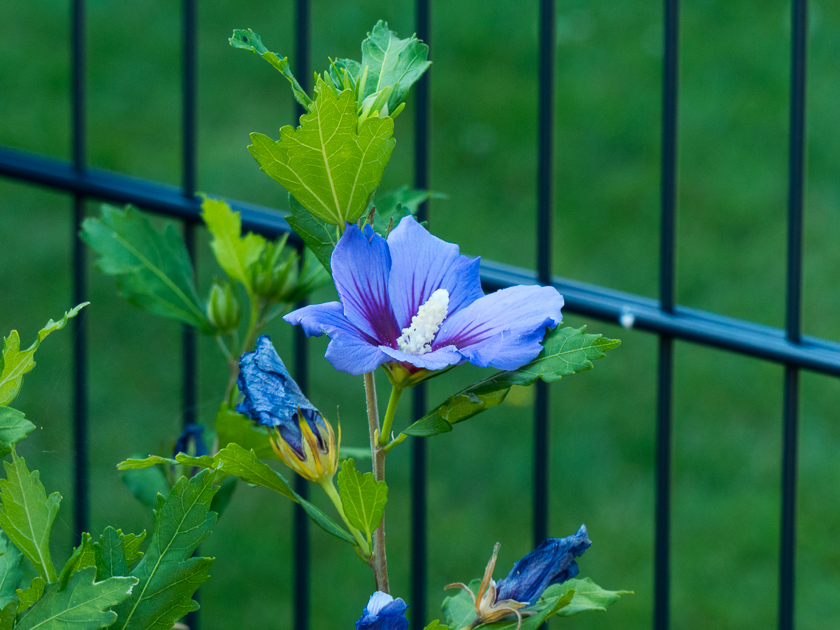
<box><xmin>364</xmin><ymin>372</ymin><xmax>390</xmax><ymax>593</ymax></box>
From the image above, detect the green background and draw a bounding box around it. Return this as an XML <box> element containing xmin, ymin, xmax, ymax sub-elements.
<box><xmin>2</xmin><ymin>0</ymin><xmax>840</xmax><ymax>628</ymax></box>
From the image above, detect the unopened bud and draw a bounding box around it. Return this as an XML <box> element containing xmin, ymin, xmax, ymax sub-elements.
<box><xmin>207</xmin><ymin>281</ymin><xmax>241</xmax><ymax>334</ymax></box>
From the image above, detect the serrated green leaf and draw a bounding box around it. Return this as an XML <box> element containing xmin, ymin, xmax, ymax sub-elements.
<box><xmin>0</xmin><ymin>407</ymin><xmax>35</xmax><ymax>459</ymax></box>
<box><xmin>213</xmin><ymin>444</ymin><xmax>294</xmax><ymax>501</ymax></box>
<box><xmin>552</xmin><ymin>578</ymin><xmax>630</xmax><ymax>616</ymax></box>
<box><xmin>403</xmin><ymin>326</ymin><xmax>620</xmax><ymax>437</ymax></box>
<box><xmin>422</xmin><ymin>621</ymin><xmax>449</xmax><ymax>630</ymax></box>
<box><xmin>215</xmin><ymin>403</ymin><xmax>275</xmax><ymax>460</ymax></box>
<box><xmin>296</xmin><ymin>497</ymin><xmax>356</xmax><ymax>545</ymax></box>
<box><xmin>0</xmin><ymin>531</ymin><xmax>22</xmax><ymax>608</ymax></box>
<box><xmin>249</xmin><ymin>80</ymin><xmax>396</xmax><ymax>226</ymax></box>
<box><xmin>230</xmin><ymin>29</ymin><xmax>312</xmax><ymax>110</ymax></box>
<box><xmin>93</xmin><ymin>528</ymin><xmax>146</xmax><ymax>581</ymax></box>
<box><xmin>360</xmin><ymin>21</ymin><xmax>430</xmax><ymax>112</ymax></box>
<box><xmin>337</xmin><ymin>459</ymin><xmax>387</xmax><ymax>542</ymax></box>
<box><xmin>0</xmin><ymin>602</ymin><xmax>15</xmax><ymax>630</ymax></box>
<box><xmin>16</xmin><ymin>577</ymin><xmax>45</xmax><ymax>610</ymax></box>
<box><xmin>117</xmin><ymin>456</ymin><xmax>177</xmax><ymax>471</ymax></box>
<box><xmin>57</xmin><ymin>532</ymin><xmax>96</xmax><ymax>590</ymax></box>
<box><xmin>112</xmin><ymin>470</ymin><xmax>218</xmax><ymax>630</ymax></box>
<box><xmin>121</xmin><ymin>464</ymin><xmax>170</xmax><ymax>510</ymax></box>
<box><xmin>368</xmin><ymin>186</ymin><xmax>442</xmax><ymax>236</ymax></box>
<box><xmin>0</xmin><ymin>449</ymin><xmax>60</xmax><ymax>582</ymax></box>
<box><xmin>17</xmin><ymin>567</ymin><xmax>137</xmax><ymax>630</ymax></box>
<box><xmin>201</xmin><ymin>197</ymin><xmax>266</xmax><ymax>291</ymax></box>
<box><xmin>0</xmin><ymin>304</ymin><xmax>87</xmax><ymax>407</ymax></box>
<box><xmin>286</xmin><ymin>194</ymin><xmax>338</xmax><ymax>275</ymax></box>
<box><xmin>81</xmin><ymin>206</ymin><xmax>208</xmax><ymax>331</ymax></box>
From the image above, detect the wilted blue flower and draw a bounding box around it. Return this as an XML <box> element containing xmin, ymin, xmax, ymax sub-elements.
<box><xmin>446</xmin><ymin>526</ymin><xmax>590</xmax><ymax>630</ymax></box>
<box><xmin>237</xmin><ymin>336</ymin><xmax>339</xmax><ymax>482</ymax></box>
<box><xmin>496</xmin><ymin>525</ymin><xmax>591</xmax><ymax>605</ymax></box>
<box><xmin>173</xmin><ymin>423</ymin><xmax>208</xmax><ymax>458</ymax></box>
<box><xmin>356</xmin><ymin>591</ymin><xmax>409</xmax><ymax>630</ymax></box>
<box><xmin>285</xmin><ymin>216</ymin><xmax>564</xmax><ymax>377</ymax></box>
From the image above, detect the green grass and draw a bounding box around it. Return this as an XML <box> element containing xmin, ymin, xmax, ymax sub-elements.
<box><xmin>2</xmin><ymin>0</ymin><xmax>840</xmax><ymax>628</ymax></box>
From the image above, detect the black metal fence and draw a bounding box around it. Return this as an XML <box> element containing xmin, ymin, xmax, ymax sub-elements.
<box><xmin>0</xmin><ymin>1</ymin><xmax>833</xmax><ymax>629</ymax></box>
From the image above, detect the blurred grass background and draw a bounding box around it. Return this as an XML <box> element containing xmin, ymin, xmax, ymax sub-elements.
<box><xmin>1</xmin><ymin>0</ymin><xmax>840</xmax><ymax>628</ymax></box>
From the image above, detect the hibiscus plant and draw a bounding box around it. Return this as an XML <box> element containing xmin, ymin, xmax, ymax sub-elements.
<box><xmin>82</xmin><ymin>20</ymin><xmax>630</xmax><ymax>630</ymax></box>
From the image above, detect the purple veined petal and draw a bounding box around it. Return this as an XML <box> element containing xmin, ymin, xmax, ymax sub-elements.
<box><xmin>331</xmin><ymin>224</ymin><xmax>401</xmax><ymax>345</ymax></box>
<box><xmin>284</xmin><ymin>302</ymin><xmax>392</xmax><ymax>375</ymax></box>
<box><xmin>436</xmin><ymin>285</ymin><xmax>564</xmax><ymax>370</ymax></box>
<box><xmin>379</xmin><ymin>344</ymin><xmax>464</xmax><ymax>371</ymax></box>
<box><xmin>386</xmin><ymin>216</ymin><xmax>484</xmax><ymax>329</ymax></box>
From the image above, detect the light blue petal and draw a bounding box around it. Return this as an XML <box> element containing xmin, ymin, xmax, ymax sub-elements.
<box><xmin>285</xmin><ymin>302</ymin><xmax>392</xmax><ymax>375</ymax></box>
<box><xmin>379</xmin><ymin>344</ymin><xmax>464</xmax><ymax>371</ymax></box>
<box><xmin>386</xmin><ymin>216</ymin><xmax>484</xmax><ymax>329</ymax></box>
<box><xmin>332</xmin><ymin>224</ymin><xmax>401</xmax><ymax>345</ymax></box>
<box><xmin>356</xmin><ymin>591</ymin><xmax>409</xmax><ymax>630</ymax></box>
<box><xmin>435</xmin><ymin>285</ymin><xmax>564</xmax><ymax>370</ymax></box>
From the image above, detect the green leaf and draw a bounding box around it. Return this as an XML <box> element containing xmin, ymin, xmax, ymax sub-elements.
<box><xmin>0</xmin><ymin>602</ymin><xmax>15</xmax><ymax>630</ymax></box>
<box><xmin>117</xmin><ymin>456</ymin><xmax>177</xmax><ymax>470</ymax></box>
<box><xmin>360</xmin><ymin>21</ymin><xmax>431</xmax><ymax>112</ymax></box>
<box><xmin>0</xmin><ymin>304</ymin><xmax>88</xmax><ymax>407</ymax></box>
<box><xmin>213</xmin><ymin>444</ymin><xmax>295</xmax><ymax>501</ymax></box>
<box><xmin>93</xmin><ymin>528</ymin><xmax>146</xmax><ymax>581</ymax></box>
<box><xmin>230</xmin><ymin>29</ymin><xmax>312</xmax><ymax>110</ymax></box>
<box><xmin>0</xmin><ymin>531</ymin><xmax>22</xmax><ymax>608</ymax></box>
<box><xmin>57</xmin><ymin>532</ymin><xmax>96</xmax><ymax>590</ymax></box>
<box><xmin>16</xmin><ymin>567</ymin><xmax>137</xmax><ymax>630</ymax></box>
<box><xmin>422</xmin><ymin>621</ymin><xmax>449</xmax><ymax>630</ymax></box>
<box><xmin>552</xmin><ymin>578</ymin><xmax>630</xmax><ymax>616</ymax></box>
<box><xmin>337</xmin><ymin>459</ymin><xmax>387</xmax><ymax>542</ymax></box>
<box><xmin>249</xmin><ymin>80</ymin><xmax>396</xmax><ymax>226</ymax></box>
<box><xmin>0</xmin><ymin>448</ymin><xmax>60</xmax><ymax>583</ymax></box>
<box><xmin>81</xmin><ymin>206</ymin><xmax>208</xmax><ymax>331</ymax></box>
<box><xmin>369</xmin><ymin>186</ymin><xmax>442</xmax><ymax>235</ymax></box>
<box><xmin>214</xmin><ymin>403</ymin><xmax>275</xmax><ymax>460</ymax></box>
<box><xmin>296</xmin><ymin>497</ymin><xmax>356</xmax><ymax>545</ymax></box>
<box><xmin>112</xmin><ymin>470</ymin><xmax>218</xmax><ymax>630</ymax></box>
<box><xmin>121</xmin><ymin>465</ymin><xmax>170</xmax><ymax>510</ymax></box>
<box><xmin>201</xmin><ymin>197</ymin><xmax>266</xmax><ymax>291</ymax></box>
<box><xmin>403</xmin><ymin>326</ymin><xmax>621</xmax><ymax>437</ymax></box>
<box><xmin>285</xmin><ymin>194</ymin><xmax>338</xmax><ymax>275</ymax></box>
<box><xmin>16</xmin><ymin>577</ymin><xmax>45</xmax><ymax>611</ymax></box>
<box><xmin>0</xmin><ymin>407</ymin><xmax>35</xmax><ymax>458</ymax></box>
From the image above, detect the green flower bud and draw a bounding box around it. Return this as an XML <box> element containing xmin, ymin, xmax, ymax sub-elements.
<box><xmin>206</xmin><ymin>280</ymin><xmax>241</xmax><ymax>334</ymax></box>
<box><xmin>250</xmin><ymin>238</ymin><xmax>300</xmax><ymax>303</ymax></box>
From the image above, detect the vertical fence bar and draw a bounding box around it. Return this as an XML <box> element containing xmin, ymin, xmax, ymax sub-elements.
<box><xmin>533</xmin><ymin>0</ymin><xmax>555</xmax><ymax>547</ymax></box>
<box><xmin>655</xmin><ymin>1</ymin><xmax>679</xmax><ymax>628</ymax></box>
<box><xmin>293</xmin><ymin>2</ymin><xmax>311</xmax><ymax>629</ymax></box>
<box><xmin>182</xmin><ymin>0</ymin><xmax>199</xmax><ymax>627</ymax></box>
<box><xmin>779</xmin><ymin>1</ymin><xmax>807</xmax><ymax>628</ymax></box>
<box><xmin>411</xmin><ymin>1</ymin><xmax>431</xmax><ymax>626</ymax></box>
<box><xmin>71</xmin><ymin>0</ymin><xmax>89</xmax><ymax>543</ymax></box>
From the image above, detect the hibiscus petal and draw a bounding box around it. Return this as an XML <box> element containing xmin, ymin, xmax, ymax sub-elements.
<box><xmin>331</xmin><ymin>224</ymin><xmax>401</xmax><ymax>345</ymax></box>
<box><xmin>379</xmin><ymin>344</ymin><xmax>464</xmax><ymax>371</ymax></box>
<box><xmin>436</xmin><ymin>285</ymin><xmax>564</xmax><ymax>370</ymax></box>
<box><xmin>284</xmin><ymin>302</ymin><xmax>392</xmax><ymax>375</ymax></box>
<box><xmin>386</xmin><ymin>216</ymin><xmax>484</xmax><ymax>329</ymax></box>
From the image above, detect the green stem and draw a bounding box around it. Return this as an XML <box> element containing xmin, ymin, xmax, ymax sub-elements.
<box><xmin>378</xmin><ymin>384</ymin><xmax>404</xmax><ymax>447</ymax></box>
<box><xmin>364</xmin><ymin>372</ymin><xmax>390</xmax><ymax>593</ymax></box>
<box><xmin>320</xmin><ymin>478</ymin><xmax>371</xmax><ymax>557</ymax></box>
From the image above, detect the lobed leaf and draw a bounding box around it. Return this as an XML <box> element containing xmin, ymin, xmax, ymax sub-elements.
<box><xmin>16</xmin><ymin>567</ymin><xmax>137</xmax><ymax>630</ymax></box>
<box><xmin>552</xmin><ymin>578</ymin><xmax>631</xmax><ymax>616</ymax></box>
<box><xmin>81</xmin><ymin>206</ymin><xmax>208</xmax><ymax>331</ymax></box>
<box><xmin>121</xmin><ymin>465</ymin><xmax>170</xmax><ymax>510</ymax></box>
<box><xmin>359</xmin><ymin>21</ymin><xmax>431</xmax><ymax>113</ymax></box>
<box><xmin>0</xmin><ymin>407</ymin><xmax>35</xmax><ymax>458</ymax></box>
<box><xmin>0</xmin><ymin>304</ymin><xmax>87</xmax><ymax>407</ymax></box>
<box><xmin>0</xmin><ymin>449</ymin><xmax>60</xmax><ymax>583</ymax></box>
<box><xmin>16</xmin><ymin>577</ymin><xmax>45</xmax><ymax>611</ymax></box>
<box><xmin>230</xmin><ymin>29</ymin><xmax>312</xmax><ymax>110</ymax></box>
<box><xmin>57</xmin><ymin>532</ymin><xmax>96</xmax><ymax>590</ymax></box>
<box><xmin>112</xmin><ymin>470</ymin><xmax>218</xmax><ymax>630</ymax></box>
<box><xmin>249</xmin><ymin>80</ymin><xmax>395</xmax><ymax>226</ymax></box>
<box><xmin>336</xmin><ymin>459</ymin><xmax>388</xmax><ymax>543</ymax></box>
<box><xmin>93</xmin><ymin>527</ymin><xmax>147</xmax><ymax>581</ymax></box>
<box><xmin>404</xmin><ymin>326</ymin><xmax>620</xmax><ymax>437</ymax></box>
<box><xmin>0</xmin><ymin>602</ymin><xmax>14</xmax><ymax>630</ymax></box>
<box><xmin>201</xmin><ymin>197</ymin><xmax>266</xmax><ymax>292</ymax></box>
<box><xmin>0</xmin><ymin>531</ymin><xmax>22</xmax><ymax>609</ymax></box>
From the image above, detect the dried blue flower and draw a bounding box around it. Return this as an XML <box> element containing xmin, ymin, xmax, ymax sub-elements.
<box><xmin>447</xmin><ymin>526</ymin><xmax>590</xmax><ymax>630</ymax></box>
<box><xmin>237</xmin><ymin>336</ymin><xmax>339</xmax><ymax>482</ymax></box>
<box><xmin>356</xmin><ymin>591</ymin><xmax>409</xmax><ymax>630</ymax></box>
<box><xmin>285</xmin><ymin>216</ymin><xmax>564</xmax><ymax>378</ymax></box>
<box><xmin>173</xmin><ymin>423</ymin><xmax>208</xmax><ymax>458</ymax></box>
<box><xmin>496</xmin><ymin>525</ymin><xmax>591</xmax><ymax>606</ymax></box>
